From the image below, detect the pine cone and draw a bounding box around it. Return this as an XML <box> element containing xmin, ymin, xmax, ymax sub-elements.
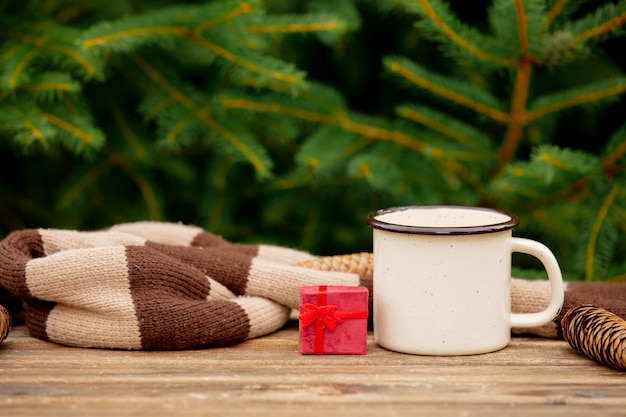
<box><xmin>561</xmin><ymin>304</ymin><xmax>626</xmax><ymax>371</ymax></box>
<box><xmin>298</xmin><ymin>252</ymin><xmax>373</xmax><ymax>277</ymax></box>
<box><xmin>0</xmin><ymin>305</ymin><xmax>10</xmax><ymax>345</ymax></box>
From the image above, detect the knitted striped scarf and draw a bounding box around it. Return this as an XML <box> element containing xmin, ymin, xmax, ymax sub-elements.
<box><xmin>0</xmin><ymin>221</ymin><xmax>625</xmax><ymax>350</ymax></box>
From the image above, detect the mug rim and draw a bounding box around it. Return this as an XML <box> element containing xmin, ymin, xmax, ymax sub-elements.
<box><xmin>366</xmin><ymin>205</ymin><xmax>519</xmax><ymax>236</ymax></box>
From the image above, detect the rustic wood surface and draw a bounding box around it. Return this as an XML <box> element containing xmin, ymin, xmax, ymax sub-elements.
<box><xmin>1</xmin><ymin>320</ymin><xmax>625</xmax><ymax>417</ymax></box>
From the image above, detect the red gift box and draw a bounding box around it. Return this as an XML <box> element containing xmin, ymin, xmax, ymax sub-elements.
<box><xmin>298</xmin><ymin>285</ymin><xmax>369</xmax><ymax>355</ymax></box>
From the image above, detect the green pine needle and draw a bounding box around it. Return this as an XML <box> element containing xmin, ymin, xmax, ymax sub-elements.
<box><xmin>567</xmin><ymin>0</ymin><xmax>626</xmax><ymax>43</ymax></box>
<box><xmin>384</xmin><ymin>56</ymin><xmax>507</xmax><ymax>122</ymax></box>
<box><xmin>528</xmin><ymin>77</ymin><xmax>626</xmax><ymax>121</ymax></box>
<box><xmin>396</xmin><ymin>103</ymin><xmax>493</xmax><ymax>148</ymax></box>
<box><xmin>401</xmin><ymin>0</ymin><xmax>517</xmax><ymax>68</ymax></box>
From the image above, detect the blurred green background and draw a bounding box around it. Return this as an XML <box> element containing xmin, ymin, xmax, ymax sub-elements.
<box><xmin>2</xmin><ymin>0</ymin><xmax>626</xmax><ymax>281</ymax></box>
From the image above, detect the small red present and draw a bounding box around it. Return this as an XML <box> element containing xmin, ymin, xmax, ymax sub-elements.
<box><xmin>298</xmin><ymin>285</ymin><xmax>369</xmax><ymax>355</ymax></box>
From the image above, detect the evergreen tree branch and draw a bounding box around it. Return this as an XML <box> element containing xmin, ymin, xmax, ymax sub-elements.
<box><xmin>85</xmin><ymin>26</ymin><xmax>303</xmax><ymax>86</ymax></box>
<box><xmin>603</xmin><ymin>139</ymin><xmax>626</xmax><ymax>173</ymax></box>
<box><xmin>412</xmin><ymin>0</ymin><xmax>516</xmax><ymax>67</ymax></box>
<box><xmin>586</xmin><ymin>183</ymin><xmax>621</xmax><ymax>280</ymax></box>
<box><xmin>573</xmin><ymin>4</ymin><xmax>626</xmax><ymax>42</ymax></box>
<box><xmin>513</xmin><ymin>0</ymin><xmax>531</xmax><ymax>58</ymax></box>
<box><xmin>500</xmin><ymin>60</ymin><xmax>533</xmax><ymax>167</ymax></box>
<box><xmin>164</xmin><ymin>113</ymin><xmax>196</xmax><ymax>144</ymax></box>
<box><xmin>223</xmin><ymin>97</ymin><xmax>335</xmax><ymax>125</ymax></box>
<box><xmin>11</xmin><ymin>31</ymin><xmax>99</xmax><ymax>78</ymax></box>
<box><xmin>107</xmin><ymin>147</ymin><xmax>162</xmax><ymax>220</ymax></box>
<box><xmin>58</xmin><ymin>161</ymin><xmax>112</xmax><ymax>209</ymax></box>
<box><xmin>19</xmin><ymin>73</ymin><xmax>81</xmax><ymax>101</ymax></box>
<box><xmin>385</xmin><ymin>57</ymin><xmax>509</xmax><ymax>122</ymax></box>
<box><xmin>602</xmin><ymin>123</ymin><xmax>626</xmax><ymax>175</ymax></box>
<box><xmin>132</xmin><ymin>55</ymin><xmax>272</xmax><ymax>177</ymax></box>
<box><xmin>225</xmin><ymin>95</ymin><xmax>493</xmax><ymax>168</ymax></box>
<box><xmin>81</xmin><ymin>5</ymin><xmax>306</xmax><ymax>87</ymax></box>
<box><xmin>83</xmin><ymin>26</ymin><xmax>187</xmax><ymax>49</ymax></box>
<box><xmin>222</xmin><ymin>96</ymin><xmax>427</xmax><ymax>152</ymax></box>
<box><xmin>143</xmin><ymin>96</ymin><xmax>177</xmax><ymax>120</ymax></box>
<box><xmin>341</xmin><ymin>116</ymin><xmax>426</xmax><ymax>153</ymax></box>
<box><xmin>1</xmin><ymin>46</ymin><xmax>36</xmax><ymax>90</ymax></box>
<box><xmin>1</xmin><ymin>101</ymin><xmax>49</xmax><ymax>141</ymax></box>
<box><xmin>243</xmin><ymin>15</ymin><xmax>345</xmax><ymax>34</ymax></box>
<box><xmin>396</xmin><ymin>104</ymin><xmax>491</xmax><ymax>147</ymax></box>
<box><xmin>40</xmin><ymin>111</ymin><xmax>99</xmax><ymax>146</ymax></box>
<box><xmin>105</xmin><ymin>97</ymin><xmax>148</xmax><ymax>161</ymax></box>
<box><xmin>21</xmin><ymin>80</ymin><xmax>78</xmax><ymax>95</ymax></box>
<box><xmin>547</xmin><ymin>0</ymin><xmax>569</xmax><ymax>26</ymax></box>
<box><xmin>193</xmin><ymin>2</ymin><xmax>253</xmax><ymax>34</ymax></box>
<box><xmin>183</xmin><ymin>34</ymin><xmax>303</xmax><ymax>86</ymax></box>
<box><xmin>526</xmin><ymin>78</ymin><xmax>626</xmax><ymax>122</ymax></box>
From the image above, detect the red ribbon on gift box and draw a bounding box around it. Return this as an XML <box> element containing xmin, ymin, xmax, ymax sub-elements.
<box><xmin>298</xmin><ymin>286</ymin><xmax>368</xmax><ymax>354</ymax></box>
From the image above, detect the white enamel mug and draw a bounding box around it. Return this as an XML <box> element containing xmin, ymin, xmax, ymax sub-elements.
<box><xmin>366</xmin><ymin>206</ymin><xmax>564</xmax><ymax>356</ymax></box>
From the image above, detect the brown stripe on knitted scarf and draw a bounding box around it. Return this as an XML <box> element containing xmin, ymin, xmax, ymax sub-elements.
<box><xmin>145</xmin><ymin>242</ymin><xmax>253</xmax><ymax>297</ymax></box>
<box><xmin>24</xmin><ymin>300</ymin><xmax>55</xmax><ymax>342</ymax></box>
<box><xmin>0</xmin><ymin>230</ymin><xmax>55</xmax><ymax>342</ymax></box>
<box><xmin>126</xmin><ymin>245</ymin><xmax>251</xmax><ymax>349</ymax></box>
<box><xmin>0</xmin><ymin>230</ymin><xmax>44</xmax><ymax>299</ymax></box>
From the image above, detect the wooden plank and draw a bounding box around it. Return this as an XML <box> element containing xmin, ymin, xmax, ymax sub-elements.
<box><xmin>1</xmin><ymin>322</ymin><xmax>625</xmax><ymax>416</ymax></box>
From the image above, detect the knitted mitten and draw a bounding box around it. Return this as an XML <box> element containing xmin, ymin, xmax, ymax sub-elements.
<box><xmin>0</xmin><ymin>222</ymin><xmax>370</xmax><ymax>350</ymax></box>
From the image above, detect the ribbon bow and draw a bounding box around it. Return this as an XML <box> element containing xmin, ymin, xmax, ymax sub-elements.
<box><xmin>298</xmin><ymin>303</ymin><xmax>343</xmax><ymax>331</ymax></box>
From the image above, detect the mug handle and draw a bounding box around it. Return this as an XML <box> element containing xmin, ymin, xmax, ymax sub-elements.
<box><xmin>509</xmin><ymin>238</ymin><xmax>565</xmax><ymax>328</ymax></box>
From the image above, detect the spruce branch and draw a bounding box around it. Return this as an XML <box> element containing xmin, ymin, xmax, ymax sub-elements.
<box><xmin>8</xmin><ymin>28</ymin><xmax>101</xmax><ymax>79</ymax></box>
<box><xmin>132</xmin><ymin>55</ymin><xmax>273</xmax><ymax>178</ymax></box>
<box><xmin>490</xmin><ymin>0</ymin><xmax>547</xmax><ymax>61</ymax></box>
<box><xmin>295</xmin><ymin>127</ymin><xmax>361</xmax><ymax>178</ymax></box>
<box><xmin>585</xmin><ymin>182</ymin><xmax>621</xmax><ymax>280</ymax></box>
<box><xmin>546</xmin><ymin>0</ymin><xmax>569</xmax><ymax>26</ymax></box>
<box><xmin>81</xmin><ymin>3</ymin><xmax>239</xmax><ymax>51</ymax></box>
<box><xmin>0</xmin><ymin>44</ymin><xmax>36</xmax><ymax>91</ymax></box>
<box><xmin>19</xmin><ymin>73</ymin><xmax>81</xmax><ymax>102</ymax></box>
<box><xmin>570</xmin><ymin>1</ymin><xmax>626</xmax><ymax>42</ymax></box>
<box><xmin>57</xmin><ymin>160</ymin><xmax>112</xmax><ymax>210</ymax></box>
<box><xmin>81</xmin><ymin>3</ymin><xmax>307</xmax><ymax>88</ymax></box>
<box><xmin>107</xmin><ymin>147</ymin><xmax>162</xmax><ymax>221</ymax></box>
<box><xmin>183</xmin><ymin>34</ymin><xmax>305</xmax><ymax>87</ymax></box>
<box><xmin>602</xmin><ymin>122</ymin><xmax>626</xmax><ymax>175</ymax></box>
<box><xmin>604</xmin><ymin>141</ymin><xmax>626</xmax><ymax>174</ymax></box>
<box><xmin>40</xmin><ymin>110</ymin><xmax>104</xmax><ymax>150</ymax></box>
<box><xmin>396</xmin><ymin>104</ymin><xmax>492</xmax><ymax>148</ymax></box>
<box><xmin>193</xmin><ymin>2</ymin><xmax>253</xmax><ymax>35</ymax></box>
<box><xmin>105</xmin><ymin>97</ymin><xmax>149</xmax><ymax>161</ymax></box>
<box><xmin>243</xmin><ymin>14</ymin><xmax>347</xmax><ymax>35</ymax></box>
<box><xmin>500</xmin><ymin>60</ymin><xmax>533</xmax><ymax>167</ymax></box>
<box><xmin>0</xmin><ymin>99</ymin><xmax>54</xmax><ymax>144</ymax></box>
<box><xmin>384</xmin><ymin>56</ymin><xmax>508</xmax><ymax>122</ymax></box>
<box><xmin>515</xmin><ymin>0</ymin><xmax>531</xmax><ymax>56</ymax></box>
<box><xmin>223</xmin><ymin>96</ymin><xmax>335</xmax><ymax>125</ymax></box>
<box><xmin>407</xmin><ymin>0</ymin><xmax>516</xmax><ymax>67</ymax></box>
<box><xmin>222</xmin><ymin>95</ymin><xmax>428</xmax><ymax>153</ymax></box>
<box><xmin>527</xmin><ymin>77</ymin><xmax>626</xmax><ymax>122</ymax></box>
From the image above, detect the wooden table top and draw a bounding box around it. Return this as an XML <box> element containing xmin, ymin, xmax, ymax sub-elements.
<box><xmin>1</xmin><ymin>321</ymin><xmax>625</xmax><ymax>417</ymax></box>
